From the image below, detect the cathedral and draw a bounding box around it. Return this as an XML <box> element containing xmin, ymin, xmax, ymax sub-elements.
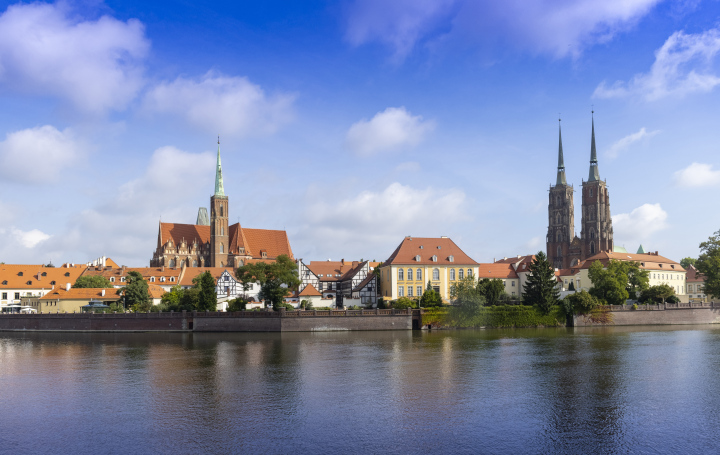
<box><xmin>150</xmin><ymin>140</ymin><xmax>293</xmax><ymax>268</ymax></box>
<box><xmin>547</xmin><ymin>113</ymin><xmax>613</xmax><ymax>270</ymax></box>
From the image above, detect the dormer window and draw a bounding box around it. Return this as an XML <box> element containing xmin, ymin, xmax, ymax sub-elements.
<box><xmin>41</xmin><ymin>272</ymin><xmax>47</xmax><ymax>276</ymax></box>
<box><xmin>18</xmin><ymin>272</ymin><xmax>23</xmax><ymax>276</ymax></box>
<box><xmin>121</xmin><ymin>277</ymin><xmax>126</xmax><ymax>282</ymax></box>
<box><xmin>26</xmin><ymin>281</ymin><xmax>32</xmax><ymax>285</ymax></box>
<box><xmin>437</xmin><ymin>246</ymin><xmax>441</xmax><ymax>249</ymax></box>
<box><xmin>170</xmin><ymin>277</ymin><xmax>175</xmax><ymax>282</ymax></box>
<box><xmin>1</xmin><ymin>280</ymin><xmax>6</xmax><ymax>285</ymax></box>
<box><xmin>262</xmin><ymin>252</ymin><xmax>267</xmax><ymax>258</ymax></box>
<box><xmin>110</xmin><ymin>277</ymin><xmax>115</xmax><ymax>282</ymax></box>
<box><xmin>415</xmin><ymin>255</ymin><xmax>421</xmax><ymax>261</ymax></box>
<box><xmin>449</xmin><ymin>255</ymin><xmax>454</xmax><ymax>262</ymax></box>
<box><xmin>150</xmin><ymin>277</ymin><xmax>155</xmax><ymax>282</ymax></box>
<box><xmin>431</xmin><ymin>255</ymin><xmax>437</xmax><ymax>262</ymax></box>
<box><xmin>420</xmin><ymin>246</ymin><xmax>424</xmax><ymax>249</ymax></box>
<box><xmin>64</xmin><ymin>272</ymin><xmax>70</xmax><ymax>277</ymax></box>
<box><xmin>160</xmin><ymin>277</ymin><xmax>166</xmax><ymax>282</ymax></box>
<box><xmin>50</xmin><ymin>281</ymin><xmax>56</xmax><ymax>285</ymax></box>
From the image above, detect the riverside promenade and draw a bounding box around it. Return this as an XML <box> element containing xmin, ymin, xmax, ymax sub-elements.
<box><xmin>0</xmin><ymin>308</ymin><xmax>414</xmax><ymax>332</ymax></box>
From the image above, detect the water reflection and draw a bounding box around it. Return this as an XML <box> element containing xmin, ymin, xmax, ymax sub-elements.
<box><xmin>2</xmin><ymin>328</ymin><xmax>720</xmax><ymax>454</ymax></box>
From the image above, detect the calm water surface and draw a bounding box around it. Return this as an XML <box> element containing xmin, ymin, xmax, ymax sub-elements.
<box><xmin>1</xmin><ymin>327</ymin><xmax>720</xmax><ymax>454</ymax></box>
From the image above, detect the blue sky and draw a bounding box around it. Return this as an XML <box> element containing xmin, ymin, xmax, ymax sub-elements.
<box><xmin>1</xmin><ymin>0</ymin><xmax>719</xmax><ymax>266</ymax></box>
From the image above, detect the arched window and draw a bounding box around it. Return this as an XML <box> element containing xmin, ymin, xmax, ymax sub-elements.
<box><xmin>590</xmin><ymin>242</ymin><xmax>596</xmax><ymax>255</ymax></box>
<box><xmin>169</xmin><ymin>259</ymin><xmax>175</xmax><ymax>267</ymax></box>
<box><xmin>417</xmin><ymin>269</ymin><xmax>422</xmax><ymax>280</ymax></box>
<box><xmin>150</xmin><ymin>277</ymin><xmax>155</xmax><ymax>282</ymax></box>
<box><xmin>407</xmin><ymin>268</ymin><xmax>413</xmax><ymax>281</ymax></box>
<box><xmin>590</xmin><ymin>229</ymin><xmax>596</xmax><ymax>239</ymax></box>
<box><xmin>556</xmin><ymin>213</ymin><xmax>561</xmax><ymax>224</ymax></box>
<box><xmin>398</xmin><ymin>269</ymin><xmax>404</xmax><ymax>281</ymax></box>
<box><xmin>450</xmin><ymin>269</ymin><xmax>456</xmax><ymax>280</ymax></box>
<box><xmin>220</xmin><ymin>244</ymin><xmax>224</xmax><ymax>253</ymax></box>
<box><xmin>193</xmin><ymin>260</ymin><xmax>198</xmax><ymax>267</ymax></box>
<box><xmin>432</xmin><ymin>269</ymin><xmax>439</xmax><ymax>280</ymax></box>
<box><xmin>557</xmin><ymin>246</ymin><xmax>562</xmax><ymax>257</ymax></box>
<box><xmin>467</xmin><ymin>269</ymin><xmax>473</xmax><ymax>278</ymax></box>
<box><xmin>220</xmin><ymin>205</ymin><xmax>224</xmax><ymax>216</ymax></box>
<box><xmin>459</xmin><ymin>269</ymin><xmax>464</xmax><ymax>279</ymax></box>
<box><xmin>556</xmin><ymin>231</ymin><xmax>562</xmax><ymax>242</ymax></box>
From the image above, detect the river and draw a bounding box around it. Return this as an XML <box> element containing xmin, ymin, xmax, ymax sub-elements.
<box><xmin>1</xmin><ymin>327</ymin><xmax>719</xmax><ymax>454</ymax></box>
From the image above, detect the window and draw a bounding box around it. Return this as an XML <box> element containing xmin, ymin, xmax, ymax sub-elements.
<box><xmin>417</xmin><ymin>269</ymin><xmax>422</xmax><ymax>280</ymax></box>
<box><xmin>41</xmin><ymin>272</ymin><xmax>47</xmax><ymax>277</ymax></box>
<box><xmin>193</xmin><ymin>260</ymin><xmax>198</xmax><ymax>267</ymax></box>
<box><xmin>1</xmin><ymin>280</ymin><xmax>6</xmax><ymax>285</ymax></box>
<box><xmin>450</xmin><ymin>269</ymin><xmax>456</xmax><ymax>280</ymax></box>
<box><xmin>121</xmin><ymin>277</ymin><xmax>126</xmax><ymax>282</ymax></box>
<box><xmin>150</xmin><ymin>277</ymin><xmax>155</xmax><ymax>282</ymax></box>
<box><xmin>432</xmin><ymin>269</ymin><xmax>439</xmax><ymax>280</ymax></box>
<box><xmin>18</xmin><ymin>272</ymin><xmax>23</xmax><ymax>276</ymax></box>
<box><xmin>449</xmin><ymin>255</ymin><xmax>454</xmax><ymax>262</ymax></box>
<box><xmin>512</xmin><ymin>281</ymin><xmax>515</xmax><ymax>287</ymax></box>
<box><xmin>220</xmin><ymin>205</ymin><xmax>224</xmax><ymax>217</ymax></box>
<box><xmin>415</xmin><ymin>255</ymin><xmax>421</xmax><ymax>261</ymax></box>
<box><xmin>160</xmin><ymin>277</ymin><xmax>166</xmax><ymax>282</ymax></box>
<box><xmin>408</xmin><ymin>287</ymin><xmax>413</xmax><ymax>297</ymax></box>
<box><xmin>467</xmin><ymin>269</ymin><xmax>473</xmax><ymax>278</ymax></box>
<box><xmin>417</xmin><ymin>286</ymin><xmax>422</xmax><ymax>296</ymax></box>
<box><xmin>407</xmin><ymin>268</ymin><xmax>413</xmax><ymax>281</ymax></box>
<box><xmin>459</xmin><ymin>269</ymin><xmax>464</xmax><ymax>280</ymax></box>
<box><xmin>431</xmin><ymin>255</ymin><xmax>437</xmax><ymax>262</ymax></box>
<box><xmin>398</xmin><ymin>269</ymin><xmax>404</xmax><ymax>281</ymax></box>
<box><xmin>590</xmin><ymin>188</ymin><xmax>593</xmax><ymax>197</ymax></box>
<box><xmin>170</xmin><ymin>277</ymin><xmax>175</xmax><ymax>282</ymax></box>
<box><xmin>26</xmin><ymin>281</ymin><xmax>31</xmax><ymax>285</ymax></box>
<box><xmin>50</xmin><ymin>281</ymin><xmax>56</xmax><ymax>285</ymax></box>
<box><xmin>221</xmin><ymin>226</ymin><xmax>224</xmax><ymax>236</ymax></box>
<box><xmin>64</xmin><ymin>272</ymin><xmax>70</xmax><ymax>277</ymax></box>
<box><xmin>169</xmin><ymin>259</ymin><xmax>176</xmax><ymax>267</ymax></box>
<box><xmin>1</xmin><ymin>292</ymin><xmax>6</xmax><ymax>300</ymax></box>
<box><xmin>220</xmin><ymin>244</ymin><xmax>224</xmax><ymax>253</ymax></box>
<box><xmin>398</xmin><ymin>286</ymin><xmax>404</xmax><ymax>297</ymax></box>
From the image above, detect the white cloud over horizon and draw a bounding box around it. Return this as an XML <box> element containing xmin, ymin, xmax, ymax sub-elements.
<box><xmin>346</xmin><ymin>107</ymin><xmax>435</xmax><ymax>156</ymax></box>
<box><xmin>613</xmin><ymin>203</ymin><xmax>668</xmax><ymax>245</ymax></box>
<box><xmin>594</xmin><ymin>27</ymin><xmax>720</xmax><ymax>101</ymax></box>
<box><xmin>0</xmin><ymin>2</ymin><xmax>149</xmax><ymax>112</ymax></box>
<box><xmin>673</xmin><ymin>162</ymin><xmax>720</xmax><ymax>187</ymax></box>
<box><xmin>0</xmin><ymin>125</ymin><xmax>84</xmax><ymax>183</ymax></box>
<box><xmin>346</xmin><ymin>0</ymin><xmax>660</xmax><ymax>59</ymax></box>
<box><xmin>143</xmin><ymin>71</ymin><xmax>295</xmax><ymax>137</ymax></box>
<box><xmin>605</xmin><ymin>127</ymin><xmax>660</xmax><ymax>159</ymax></box>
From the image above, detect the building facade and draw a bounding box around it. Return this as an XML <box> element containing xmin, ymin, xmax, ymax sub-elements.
<box><xmin>547</xmin><ymin>114</ymin><xmax>614</xmax><ymax>269</ymax></box>
<box><xmin>150</xmin><ymin>139</ymin><xmax>293</xmax><ymax>268</ymax></box>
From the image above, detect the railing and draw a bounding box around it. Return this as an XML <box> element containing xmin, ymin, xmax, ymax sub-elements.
<box><xmin>0</xmin><ymin>308</ymin><xmax>413</xmax><ymax>318</ymax></box>
<box><xmin>609</xmin><ymin>302</ymin><xmax>718</xmax><ymax>311</ymax></box>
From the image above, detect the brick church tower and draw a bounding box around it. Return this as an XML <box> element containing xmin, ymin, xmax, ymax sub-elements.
<box><xmin>580</xmin><ymin>112</ymin><xmax>613</xmax><ymax>258</ymax></box>
<box><xmin>210</xmin><ymin>137</ymin><xmax>229</xmax><ymax>267</ymax></box>
<box><xmin>547</xmin><ymin>120</ymin><xmax>575</xmax><ymax>269</ymax></box>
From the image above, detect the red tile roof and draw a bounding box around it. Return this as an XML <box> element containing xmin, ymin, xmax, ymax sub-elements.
<box><xmin>180</xmin><ymin>267</ymin><xmax>235</xmax><ymax>287</ymax></box>
<box><xmin>306</xmin><ymin>260</ymin><xmax>362</xmax><ymax>281</ymax></box>
<box><xmin>382</xmin><ymin>237</ymin><xmax>478</xmax><ymax>266</ymax></box>
<box><xmin>476</xmin><ymin>263</ymin><xmax>518</xmax><ymax>279</ymax></box>
<box><xmin>686</xmin><ymin>265</ymin><xmax>704</xmax><ymax>282</ymax></box>
<box><xmin>299</xmin><ymin>284</ymin><xmax>322</xmax><ymax>297</ymax></box>
<box><xmin>40</xmin><ymin>287</ymin><xmax>120</xmax><ymax>301</ymax></box>
<box><xmin>82</xmin><ymin>267</ymin><xmax>181</xmax><ymax>282</ymax></box>
<box><xmin>580</xmin><ymin>252</ymin><xmax>684</xmax><ymax>271</ymax></box>
<box><xmin>0</xmin><ymin>264</ymin><xmax>85</xmax><ymax>290</ymax></box>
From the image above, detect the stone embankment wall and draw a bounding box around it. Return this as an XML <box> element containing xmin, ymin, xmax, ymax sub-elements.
<box><xmin>574</xmin><ymin>302</ymin><xmax>720</xmax><ymax>326</ymax></box>
<box><xmin>0</xmin><ymin>309</ymin><xmax>413</xmax><ymax>332</ymax></box>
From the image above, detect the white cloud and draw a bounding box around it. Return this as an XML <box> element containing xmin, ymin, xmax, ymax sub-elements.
<box><xmin>346</xmin><ymin>107</ymin><xmax>435</xmax><ymax>156</ymax></box>
<box><xmin>294</xmin><ymin>182</ymin><xmax>466</xmax><ymax>260</ymax></box>
<box><xmin>346</xmin><ymin>0</ymin><xmax>660</xmax><ymax>59</ymax></box>
<box><xmin>0</xmin><ymin>125</ymin><xmax>84</xmax><ymax>183</ymax></box>
<box><xmin>673</xmin><ymin>162</ymin><xmax>720</xmax><ymax>187</ymax></box>
<box><xmin>0</xmin><ymin>2</ymin><xmax>148</xmax><ymax>112</ymax></box>
<box><xmin>144</xmin><ymin>71</ymin><xmax>295</xmax><ymax>136</ymax></box>
<box><xmin>594</xmin><ymin>28</ymin><xmax>720</xmax><ymax>101</ymax></box>
<box><xmin>613</xmin><ymin>203</ymin><xmax>668</xmax><ymax>244</ymax></box>
<box><xmin>605</xmin><ymin>127</ymin><xmax>660</xmax><ymax>159</ymax></box>
<box><xmin>0</xmin><ymin>227</ymin><xmax>50</xmax><ymax>249</ymax></box>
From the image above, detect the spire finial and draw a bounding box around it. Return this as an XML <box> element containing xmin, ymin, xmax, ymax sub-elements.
<box><xmin>588</xmin><ymin>110</ymin><xmax>600</xmax><ymax>182</ymax></box>
<box><xmin>214</xmin><ymin>137</ymin><xmax>225</xmax><ymax>196</ymax></box>
<box><xmin>555</xmin><ymin>116</ymin><xmax>567</xmax><ymax>186</ymax></box>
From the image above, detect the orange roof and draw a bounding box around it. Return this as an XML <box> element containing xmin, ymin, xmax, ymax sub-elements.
<box><xmin>556</xmin><ymin>267</ymin><xmax>582</xmax><ymax>277</ymax></box>
<box><xmin>159</xmin><ymin>222</ymin><xmax>293</xmax><ymax>260</ymax></box>
<box><xmin>105</xmin><ymin>258</ymin><xmax>120</xmax><ymax>268</ymax></box>
<box><xmin>147</xmin><ymin>284</ymin><xmax>166</xmax><ymax>299</ymax></box>
<box><xmin>580</xmin><ymin>252</ymin><xmax>684</xmax><ymax>272</ymax></box>
<box><xmin>382</xmin><ymin>237</ymin><xmax>479</xmax><ymax>266</ymax></box>
<box><xmin>299</xmin><ymin>284</ymin><xmax>322</xmax><ymax>297</ymax></box>
<box><xmin>685</xmin><ymin>265</ymin><xmax>704</xmax><ymax>282</ymax></box>
<box><xmin>476</xmin><ymin>263</ymin><xmax>518</xmax><ymax>279</ymax></box>
<box><xmin>82</xmin><ymin>267</ymin><xmax>181</xmax><ymax>282</ymax></box>
<box><xmin>0</xmin><ymin>264</ymin><xmax>85</xmax><ymax>290</ymax></box>
<box><xmin>495</xmin><ymin>255</ymin><xmax>535</xmax><ymax>265</ymax></box>
<box><xmin>40</xmin><ymin>287</ymin><xmax>120</xmax><ymax>301</ymax></box>
<box><xmin>180</xmin><ymin>267</ymin><xmax>236</xmax><ymax>287</ymax></box>
<box><xmin>306</xmin><ymin>260</ymin><xmax>363</xmax><ymax>281</ymax></box>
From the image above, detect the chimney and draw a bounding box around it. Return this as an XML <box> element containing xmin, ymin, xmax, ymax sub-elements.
<box><xmin>341</xmin><ymin>259</ymin><xmax>345</xmax><ymax>265</ymax></box>
<box><xmin>162</xmin><ymin>265</ymin><xmax>165</xmax><ymax>272</ymax></box>
<box><xmin>37</xmin><ymin>273</ymin><xmax>41</xmax><ymax>280</ymax></box>
<box><xmin>122</xmin><ymin>265</ymin><xmax>126</xmax><ymax>275</ymax></box>
<box><xmin>65</xmin><ymin>283</ymin><xmax>71</xmax><ymax>291</ymax></box>
<box><xmin>101</xmin><ymin>289</ymin><xmax>105</xmax><ymax>297</ymax></box>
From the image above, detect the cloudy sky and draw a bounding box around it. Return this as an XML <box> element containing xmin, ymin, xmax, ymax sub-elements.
<box><xmin>1</xmin><ymin>0</ymin><xmax>719</xmax><ymax>266</ymax></box>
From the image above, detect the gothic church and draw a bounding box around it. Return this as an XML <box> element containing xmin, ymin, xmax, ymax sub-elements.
<box><xmin>150</xmin><ymin>140</ymin><xmax>293</xmax><ymax>268</ymax></box>
<box><xmin>547</xmin><ymin>114</ymin><xmax>613</xmax><ymax>269</ymax></box>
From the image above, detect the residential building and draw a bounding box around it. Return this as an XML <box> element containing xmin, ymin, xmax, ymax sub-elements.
<box><xmin>685</xmin><ymin>265</ymin><xmax>707</xmax><ymax>302</ymax></box>
<box><xmin>81</xmin><ymin>266</ymin><xmax>183</xmax><ymax>292</ymax></box>
<box><xmin>0</xmin><ymin>264</ymin><xmax>85</xmax><ymax>311</ymax></box>
<box><xmin>476</xmin><ymin>262</ymin><xmax>521</xmax><ymax>297</ymax></box>
<box><xmin>150</xmin><ymin>139</ymin><xmax>293</xmax><ymax>268</ymax></box>
<box><xmin>180</xmin><ymin>267</ymin><xmax>261</xmax><ymax>310</ymax></box>
<box><xmin>378</xmin><ymin>236</ymin><xmax>479</xmax><ymax>302</ymax></box>
<box><xmin>38</xmin><ymin>284</ymin><xmax>165</xmax><ymax>313</ymax></box>
<box><xmin>298</xmin><ymin>259</ymin><xmax>378</xmax><ymax>307</ymax></box>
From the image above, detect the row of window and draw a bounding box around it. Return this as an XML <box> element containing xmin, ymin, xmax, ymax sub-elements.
<box><xmin>652</xmin><ymin>273</ymin><xmax>682</xmax><ymax>281</ymax></box>
<box><xmin>397</xmin><ymin>268</ymin><xmax>474</xmax><ymax>281</ymax></box>
<box><xmin>398</xmin><ymin>286</ymin><xmax>424</xmax><ymax>298</ymax></box>
<box><xmin>687</xmin><ymin>284</ymin><xmax>704</xmax><ymax>293</ymax></box>
<box><xmin>1</xmin><ymin>292</ymin><xmax>21</xmax><ymax>300</ymax></box>
<box><xmin>109</xmin><ymin>276</ymin><xmax>176</xmax><ymax>283</ymax></box>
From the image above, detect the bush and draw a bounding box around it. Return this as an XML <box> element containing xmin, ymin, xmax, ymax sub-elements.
<box><xmin>377</xmin><ymin>299</ymin><xmax>387</xmax><ymax>309</ymax></box>
<box><xmin>667</xmin><ymin>295</ymin><xmax>680</xmax><ymax>304</ymax></box>
<box><xmin>446</xmin><ymin>305</ymin><xmax>563</xmax><ymax>328</ymax></box>
<box><xmin>632</xmin><ymin>303</ymin><xmax>638</xmax><ymax>310</ymax></box>
<box><xmin>393</xmin><ymin>297</ymin><xmax>416</xmax><ymax>310</ymax></box>
<box><xmin>561</xmin><ymin>290</ymin><xmax>599</xmax><ymax>317</ymax></box>
<box><xmin>275</xmin><ymin>302</ymin><xmax>296</xmax><ymax>311</ymax></box>
<box><xmin>227</xmin><ymin>297</ymin><xmax>248</xmax><ymax>312</ymax></box>
<box><xmin>299</xmin><ymin>299</ymin><xmax>314</xmax><ymax>310</ymax></box>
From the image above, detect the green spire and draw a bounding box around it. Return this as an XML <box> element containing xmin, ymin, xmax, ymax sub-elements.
<box><xmin>556</xmin><ymin>119</ymin><xmax>567</xmax><ymax>186</ymax></box>
<box><xmin>214</xmin><ymin>136</ymin><xmax>225</xmax><ymax>197</ymax></box>
<box><xmin>637</xmin><ymin>244</ymin><xmax>646</xmax><ymax>254</ymax></box>
<box><xmin>588</xmin><ymin>111</ymin><xmax>600</xmax><ymax>182</ymax></box>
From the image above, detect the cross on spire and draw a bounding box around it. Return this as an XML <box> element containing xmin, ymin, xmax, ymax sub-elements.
<box><xmin>214</xmin><ymin>136</ymin><xmax>225</xmax><ymax>196</ymax></box>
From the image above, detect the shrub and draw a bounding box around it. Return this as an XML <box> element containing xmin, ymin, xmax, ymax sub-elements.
<box><xmin>632</xmin><ymin>303</ymin><xmax>638</xmax><ymax>310</ymax></box>
<box><xmin>275</xmin><ymin>302</ymin><xmax>296</xmax><ymax>311</ymax></box>
<box><xmin>393</xmin><ymin>297</ymin><xmax>416</xmax><ymax>310</ymax></box>
<box><xmin>227</xmin><ymin>297</ymin><xmax>248</xmax><ymax>312</ymax></box>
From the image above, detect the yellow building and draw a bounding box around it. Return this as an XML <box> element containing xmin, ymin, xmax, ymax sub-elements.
<box><xmin>379</xmin><ymin>236</ymin><xmax>479</xmax><ymax>302</ymax></box>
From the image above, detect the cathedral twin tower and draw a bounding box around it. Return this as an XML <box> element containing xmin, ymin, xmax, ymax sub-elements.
<box><xmin>547</xmin><ymin>113</ymin><xmax>613</xmax><ymax>270</ymax></box>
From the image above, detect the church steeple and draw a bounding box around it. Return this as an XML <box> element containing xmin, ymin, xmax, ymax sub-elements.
<box><xmin>588</xmin><ymin>111</ymin><xmax>600</xmax><ymax>182</ymax></box>
<box><xmin>214</xmin><ymin>136</ymin><xmax>225</xmax><ymax>196</ymax></box>
<box><xmin>556</xmin><ymin>119</ymin><xmax>567</xmax><ymax>186</ymax></box>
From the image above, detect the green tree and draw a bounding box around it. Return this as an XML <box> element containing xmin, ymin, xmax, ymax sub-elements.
<box><xmin>196</xmin><ymin>271</ymin><xmax>218</xmax><ymax>311</ymax></box>
<box><xmin>522</xmin><ymin>252</ymin><xmax>559</xmax><ymax>314</ymax></box>
<box><xmin>236</xmin><ymin>254</ymin><xmax>301</xmax><ymax>310</ymax></box>
<box><xmin>227</xmin><ymin>297</ymin><xmax>248</xmax><ymax>312</ymax></box>
<box><xmin>180</xmin><ymin>287</ymin><xmax>200</xmax><ymax>310</ymax></box>
<box><xmin>450</xmin><ymin>277</ymin><xmax>485</xmax><ymax>314</ymax></box>
<box><xmin>639</xmin><ymin>284</ymin><xmax>675</xmax><ymax>304</ymax></box>
<box><xmin>561</xmin><ymin>290</ymin><xmax>599</xmax><ymax>316</ymax></box>
<box><xmin>568</xmin><ymin>280</ymin><xmax>575</xmax><ymax>291</ymax></box>
<box><xmin>73</xmin><ymin>275</ymin><xmax>113</xmax><ymax>289</ymax></box>
<box><xmin>118</xmin><ymin>271</ymin><xmax>151</xmax><ymax>312</ymax></box>
<box><xmin>680</xmin><ymin>257</ymin><xmax>697</xmax><ymax>269</ymax></box>
<box><xmin>697</xmin><ymin>230</ymin><xmax>720</xmax><ymax>298</ymax></box>
<box><xmin>393</xmin><ymin>296</ymin><xmax>416</xmax><ymax>309</ymax></box>
<box><xmin>588</xmin><ymin>260</ymin><xmax>628</xmax><ymax>305</ymax></box>
<box><xmin>421</xmin><ymin>281</ymin><xmax>443</xmax><ymax>307</ymax></box>
<box><xmin>478</xmin><ymin>278</ymin><xmax>505</xmax><ymax>305</ymax></box>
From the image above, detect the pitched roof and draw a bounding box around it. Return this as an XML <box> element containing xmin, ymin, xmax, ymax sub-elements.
<box><xmin>0</xmin><ymin>264</ymin><xmax>85</xmax><ymax>290</ymax></box>
<box><xmin>382</xmin><ymin>237</ymin><xmax>479</xmax><ymax>266</ymax></box>
<box><xmin>82</xmin><ymin>267</ymin><xmax>182</xmax><ymax>282</ymax></box>
<box><xmin>299</xmin><ymin>283</ymin><xmax>321</xmax><ymax>297</ymax></box>
<box><xmin>305</xmin><ymin>260</ymin><xmax>362</xmax><ymax>281</ymax></box>
<box><xmin>686</xmin><ymin>265</ymin><xmax>704</xmax><ymax>282</ymax></box>
<box><xmin>159</xmin><ymin>222</ymin><xmax>293</xmax><ymax>259</ymax></box>
<box><xmin>40</xmin><ymin>287</ymin><xmax>120</xmax><ymax>301</ymax></box>
<box><xmin>476</xmin><ymin>263</ymin><xmax>519</xmax><ymax>279</ymax></box>
<box><xmin>580</xmin><ymin>252</ymin><xmax>684</xmax><ymax>272</ymax></box>
<box><xmin>352</xmin><ymin>274</ymin><xmax>376</xmax><ymax>292</ymax></box>
<box><xmin>180</xmin><ymin>267</ymin><xmax>236</xmax><ymax>287</ymax></box>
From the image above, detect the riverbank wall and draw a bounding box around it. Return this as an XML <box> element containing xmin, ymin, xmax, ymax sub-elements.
<box><xmin>574</xmin><ymin>302</ymin><xmax>720</xmax><ymax>326</ymax></box>
<box><xmin>0</xmin><ymin>309</ymin><xmax>413</xmax><ymax>332</ymax></box>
